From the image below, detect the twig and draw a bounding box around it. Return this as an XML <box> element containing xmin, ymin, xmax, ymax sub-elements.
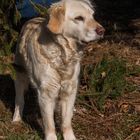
<box><xmin>77</xmin><ymin>99</ymin><xmax>94</xmax><ymax>109</ymax></box>
<box><xmin>124</xmin><ymin>132</ymin><xmax>136</xmax><ymax>140</ymax></box>
<box><xmin>0</xmin><ymin>136</ymin><xmax>7</xmax><ymax>139</ymax></box>
<box><xmin>88</xmin><ymin>97</ymin><xmax>104</xmax><ymax>117</ymax></box>
<box><xmin>93</xmin><ymin>113</ymin><xmax>122</xmax><ymax>125</ymax></box>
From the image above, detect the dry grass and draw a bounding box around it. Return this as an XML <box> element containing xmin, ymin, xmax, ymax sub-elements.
<box><xmin>0</xmin><ymin>38</ymin><xmax>140</xmax><ymax>140</ymax></box>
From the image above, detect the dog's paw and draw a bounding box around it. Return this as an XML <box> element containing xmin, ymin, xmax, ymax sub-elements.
<box><xmin>12</xmin><ymin>107</ymin><xmax>23</xmax><ymax>122</ymax></box>
<box><xmin>63</xmin><ymin>130</ymin><xmax>76</xmax><ymax>140</ymax></box>
<box><xmin>45</xmin><ymin>133</ymin><xmax>57</xmax><ymax>140</ymax></box>
<box><xmin>12</xmin><ymin>113</ymin><xmax>22</xmax><ymax>122</ymax></box>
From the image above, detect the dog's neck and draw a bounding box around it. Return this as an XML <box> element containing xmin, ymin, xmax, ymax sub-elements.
<box><xmin>56</xmin><ymin>35</ymin><xmax>83</xmax><ymax>63</ymax></box>
<box><xmin>55</xmin><ymin>34</ymin><xmax>83</xmax><ymax>56</ymax></box>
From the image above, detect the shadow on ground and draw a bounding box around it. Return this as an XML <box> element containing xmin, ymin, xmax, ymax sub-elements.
<box><xmin>0</xmin><ymin>74</ymin><xmax>43</xmax><ymax>138</ymax></box>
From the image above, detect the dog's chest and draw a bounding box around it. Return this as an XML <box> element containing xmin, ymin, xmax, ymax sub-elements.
<box><xmin>43</xmin><ymin>44</ymin><xmax>81</xmax><ymax>80</ymax></box>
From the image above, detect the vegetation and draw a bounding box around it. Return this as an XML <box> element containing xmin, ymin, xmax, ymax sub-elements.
<box><xmin>83</xmin><ymin>57</ymin><xmax>127</xmax><ymax>111</ymax></box>
<box><xmin>0</xmin><ymin>0</ymin><xmax>19</xmax><ymax>76</ymax></box>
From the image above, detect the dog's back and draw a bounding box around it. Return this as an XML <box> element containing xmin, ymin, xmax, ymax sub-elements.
<box><xmin>15</xmin><ymin>17</ymin><xmax>46</xmax><ymax>68</ymax></box>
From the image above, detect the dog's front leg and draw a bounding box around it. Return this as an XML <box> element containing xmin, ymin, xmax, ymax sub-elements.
<box><xmin>38</xmin><ymin>85</ymin><xmax>60</xmax><ymax>140</ymax></box>
<box><xmin>60</xmin><ymin>80</ymin><xmax>78</xmax><ymax>140</ymax></box>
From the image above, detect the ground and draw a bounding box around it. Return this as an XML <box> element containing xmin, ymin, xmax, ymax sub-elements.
<box><xmin>0</xmin><ymin>34</ymin><xmax>140</xmax><ymax>140</ymax></box>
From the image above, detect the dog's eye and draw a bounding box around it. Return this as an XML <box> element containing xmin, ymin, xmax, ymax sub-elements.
<box><xmin>74</xmin><ymin>16</ymin><xmax>84</xmax><ymax>21</ymax></box>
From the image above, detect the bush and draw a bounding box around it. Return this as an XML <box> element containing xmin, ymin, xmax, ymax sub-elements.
<box><xmin>0</xmin><ymin>0</ymin><xmax>20</xmax><ymax>75</ymax></box>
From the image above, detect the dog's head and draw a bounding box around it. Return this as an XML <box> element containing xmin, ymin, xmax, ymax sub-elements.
<box><xmin>47</xmin><ymin>0</ymin><xmax>105</xmax><ymax>44</ymax></box>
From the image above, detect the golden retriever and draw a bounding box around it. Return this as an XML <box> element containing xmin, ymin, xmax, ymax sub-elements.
<box><xmin>13</xmin><ymin>0</ymin><xmax>105</xmax><ymax>140</ymax></box>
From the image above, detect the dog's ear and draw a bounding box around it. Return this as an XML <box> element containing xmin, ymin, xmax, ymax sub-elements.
<box><xmin>47</xmin><ymin>5</ymin><xmax>65</xmax><ymax>34</ymax></box>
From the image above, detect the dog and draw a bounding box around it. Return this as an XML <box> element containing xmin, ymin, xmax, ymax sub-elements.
<box><xmin>12</xmin><ymin>0</ymin><xmax>105</xmax><ymax>140</ymax></box>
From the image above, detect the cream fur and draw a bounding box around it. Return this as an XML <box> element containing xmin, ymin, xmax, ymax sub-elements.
<box><xmin>13</xmin><ymin>0</ymin><xmax>104</xmax><ymax>140</ymax></box>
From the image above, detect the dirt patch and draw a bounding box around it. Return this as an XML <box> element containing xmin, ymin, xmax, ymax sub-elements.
<box><xmin>0</xmin><ymin>41</ymin><xmax>140</xmax><ymax>140</ymax></box>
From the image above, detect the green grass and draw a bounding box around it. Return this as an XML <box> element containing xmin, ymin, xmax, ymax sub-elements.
<box><xmin>7</xmin><ymin>132</ymin><xmax>41</xmax><ymax>140</ymax></box>
<box><xmin>80</xmin><ymin>57</ymin><xmax>127</xmax><ymax>111</ymax></box>
<box><xmin>79</xmin><ymin>56</ymin><xmax>140</xmax><ymax>111</ymax></box>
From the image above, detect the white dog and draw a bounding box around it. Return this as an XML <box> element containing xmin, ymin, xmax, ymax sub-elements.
<box><xmin>13</xmin><ymin>0</ymin><xmax>105</xmax><ymax>140</ymax></box>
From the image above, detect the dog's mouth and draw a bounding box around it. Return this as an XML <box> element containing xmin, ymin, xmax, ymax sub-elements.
<box><xmin>80</xmin><ymin>35</ymin><xmax>104</xmax><ymax>46</ymax></box>
<box><xmin>80</xmin><ymin>40</ymin><xmax>91</xmax><ymax>45</ymax></box>
<box><xmin>80</xmin><ymin>40</ymin><xmax>97</xmax><ymax>46</ymax></box>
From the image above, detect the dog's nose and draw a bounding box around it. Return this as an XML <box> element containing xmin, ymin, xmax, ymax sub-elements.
<box><xmin>95</xmin><ymin>26</ymin><xmax>105</xmax><ymax>36</ymax></box>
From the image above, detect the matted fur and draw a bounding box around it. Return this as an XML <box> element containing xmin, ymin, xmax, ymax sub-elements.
<box><xmin>13</xmin><ymin>0</ymin><xmax>104</xmax><ymax>140</ymax></box>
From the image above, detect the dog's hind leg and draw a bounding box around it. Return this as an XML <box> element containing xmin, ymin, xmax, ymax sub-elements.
<box><xmin>12</xmin><ymin>72</ymin><xmax>29</xmax><ymax>122</ymax></box>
